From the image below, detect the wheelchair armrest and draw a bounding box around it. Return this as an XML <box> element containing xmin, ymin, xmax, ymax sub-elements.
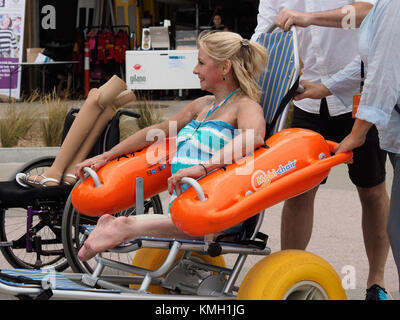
<box><xmin>83</xmin><ymin>167</ymin><xmax>102</xmax><ymax>187</ymax></box>
<box><xmin>178</xmin><ymin>177</ymin><xmax>207</xmax><ymax>201</ymax></box>
<box><xmin>116</xmin><ymin>109</ymin><xmax>141</xmax><ymax>119</ymax></box>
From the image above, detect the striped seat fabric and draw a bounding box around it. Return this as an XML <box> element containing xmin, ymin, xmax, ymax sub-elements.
<box><xmin>257</xmin><ymin>27</ymin><xmax>300</xmax><ymax>138</ymax></box>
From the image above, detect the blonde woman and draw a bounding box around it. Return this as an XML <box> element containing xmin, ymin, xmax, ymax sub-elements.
<box><xmin>75</xmin><ymin>31</ymin><xmax>268</xmax><ymax>261</ymax></box>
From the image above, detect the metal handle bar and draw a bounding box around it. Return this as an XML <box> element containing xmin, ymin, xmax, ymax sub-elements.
<box><xmin>71</xmin><ymin>108</ymin><xmax>140</xmax><ymax>119</ymax></box>
<box><xmin>116</xmin><ymin>109</ymin><xmax>141</xmax><ymax>119</ymax></box>
<box><xmin>83</xmin><ymin>167</ymin><xmax>103</xmax><ymax>187</ymax></box>
<box><xmin>179</xmin><ymin>177</ymin><xmax>207</xmax><ymax>202</ymax></box>
<box><xmin>326</xmin><ymin>140</ymin><xmax>353</xmax><ymax>161</ymax></box>
<box><xmin>265</xmin><ymin>23</ymin><xmax>296</xmax><ymax>34</ymax></box>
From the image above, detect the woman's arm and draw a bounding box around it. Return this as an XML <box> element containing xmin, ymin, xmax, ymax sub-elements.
<box><xmin>204</xmin><ymin>100</ymin><xmax>266</xmax><ymax>172</ymax></box>
<box><xmin>167</xmin><ymin>99</ymin><xmax>266</xmax><ymax>195</ymax></box>
<box><xmin>75</xmin><ymin>96</ymin><xmax>209</xmax><ymax>178</ymax></box>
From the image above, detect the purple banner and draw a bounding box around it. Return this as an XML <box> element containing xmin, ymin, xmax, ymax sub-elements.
<box><xmin>0</xmin><ymin>1</ymin><xmax>25</xmax><ymax>99</ymax></box>
<box><xmin>0</xmin><ymin>57</ymin><xmax>18</xmax><ymax>88</ymax></box>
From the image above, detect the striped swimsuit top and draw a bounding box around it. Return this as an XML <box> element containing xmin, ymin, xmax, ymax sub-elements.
<box><xmin>168</xmin><ymin>89</ymin><xmax>239</xmax><ymax>213</ymax></box>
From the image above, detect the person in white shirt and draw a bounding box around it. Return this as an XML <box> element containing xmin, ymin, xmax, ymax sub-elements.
<box><xmin>252</xmin><ymin>0</ymin><xmax>390</xmax><ymax>300</ymax></box>
<box><xmin>274</xmin><ymin>0</ymin><xmax>400</xmax><ymax>298</ymax></box>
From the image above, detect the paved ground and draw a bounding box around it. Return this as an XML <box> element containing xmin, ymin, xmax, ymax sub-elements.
<box><xmin>0</xmin><ymin>99</ymin><xmax>399</xmax><ymax>300</ymax></box>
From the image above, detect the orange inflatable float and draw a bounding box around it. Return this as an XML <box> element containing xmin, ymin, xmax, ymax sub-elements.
<box><xmin>71</xmin><ymin>137</ymin><xmax>176</xmax><ymax>216</ymax></box>
<box><xmin>170</xmin><ymin>128</ymin><xmax>352</xmax><ymax>236</ymax></box>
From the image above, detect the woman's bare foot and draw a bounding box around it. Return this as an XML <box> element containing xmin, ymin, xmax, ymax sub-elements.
<box><xmin>77</xmin><ymin>213</ymin><xmax>197</xmax><ymax>261</ymax></box>
<box><xmin>78</xmin><ymin>214</ymin><xmax>134</xmax><ymax>261</ymax></box>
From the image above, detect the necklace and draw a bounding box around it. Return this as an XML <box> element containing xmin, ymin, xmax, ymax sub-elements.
<box><xmin>182</xmin><ymin>88</ymin><xmax>240</xmax><ymax>144</ymax></box>
<box><xmin>203</xmin><ymin>88</ymin><xmax>240</xmax><ymax>121</ymax></box>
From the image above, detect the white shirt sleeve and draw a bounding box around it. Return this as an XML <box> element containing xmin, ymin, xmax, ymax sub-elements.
<box><xmin>355</xmin><ymin>0</ymin><xmax>377</xmax><ymax>5</ymax></box>
<box><xmin>356</xmin><ymin>0</ymin><xmax>400</xmax><ymax>127</ymax></box>
<box><xmin>322</xmin><ymin>55</ymin><xmax>362</xmax><ymax>108</ymax></box>
<box><xmin>251</xmin><ymin>0</ymin><xmax>279</xmax><ymax>42</ymax></box>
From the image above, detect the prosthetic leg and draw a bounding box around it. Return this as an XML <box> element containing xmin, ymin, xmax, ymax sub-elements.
<box><xmin>62</xmin><ymin>89</ymin><xmax>136</xmax><ymax>185</ymax></box>
<box><xmin>18</xmin><ymin>76</ymin><xmax>135</xmax><ymax>187</ymax></box>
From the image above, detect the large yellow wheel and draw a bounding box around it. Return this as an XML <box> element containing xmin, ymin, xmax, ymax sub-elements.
<box><xmin>237</xmin><ymin>250</ymin><xmax>346</xmax><ymax>300</ymax></box>
<box><xmin>130</xmin><ymin>248</ymin><xmax>226</xmax><ymax>294</ymax></box>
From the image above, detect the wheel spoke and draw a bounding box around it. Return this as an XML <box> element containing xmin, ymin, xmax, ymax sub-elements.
<box><xmin>0</xmin><ymin>158</ymin><xmax>68</xmax><ymax>271</ymax></box>
<box><xmin>305</xmin><ymin>287</ymin><xmax>318</xmax><ymax>300</ymax></box>
<box><xmin>62</xmin><ymin>195</ymin><xmax>163</xmax><ymax>274</ymax></box>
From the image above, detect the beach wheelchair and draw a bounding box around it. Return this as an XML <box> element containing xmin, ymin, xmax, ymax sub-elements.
<box><xmin>0</xmin><ymin>26</ymin><xmax>349</xmax><ymax>300</ymax></box>
<box><xmin>0</xmin><ymin>107</ymin><xmax>163</xmax><ymax>272</ymax></box>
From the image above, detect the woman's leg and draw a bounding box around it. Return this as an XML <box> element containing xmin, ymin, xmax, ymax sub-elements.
<box><xmin>23</xmin><ymin>75</ymin><xmax>127</xmax><ymax>187</ymax></box>
<box><xmin>387</xmin><ymin>153</ymin><xmax>400</xmax><ymax>293</ymax></box>
<box><xmin>62</xmin><ymin>89</ymin><xmax>136</xmax><ymax>184</ymax></box>
<box><xmin>78</xmin><ymin>214</ymin><xmax>197</xmax><ymax>261</ymax></box>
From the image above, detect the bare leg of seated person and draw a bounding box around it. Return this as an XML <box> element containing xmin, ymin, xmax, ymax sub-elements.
<box><xmin>78</xmin><ymin>214</ymin><xmax>201</xmax><ymax>262</ymax></box>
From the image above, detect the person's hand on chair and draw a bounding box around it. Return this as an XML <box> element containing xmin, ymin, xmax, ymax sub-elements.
<box><xmin>75</xmin><ymin>153</ymin><xmax>109</xmax><ymax>180</ymax></box>
<box><xmin>275</xmin><ymin>8</ymin><xmax>312</xmax><ymax>31</ymax></box>
<box><xmin>168</xmin><ymin>165</ymin><xmax>207</xmax><ymax>196</ymax></box>
<box><xmin>294</xmin><ymin>80</ymin><xmax>332</xmax><ymax>101</ymax></box>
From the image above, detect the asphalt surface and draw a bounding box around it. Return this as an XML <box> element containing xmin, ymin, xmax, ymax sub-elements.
<box><xmin>0</xmin><ymin>99</ymin><xmax>399</xmax><ymax>300</ymax></box>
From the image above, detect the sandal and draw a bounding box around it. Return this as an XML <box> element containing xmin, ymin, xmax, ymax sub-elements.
<box><xmin>15</xmin><ymin>173</ymin><xmax>31</xmax><ymax>188</ymax></box>
<box><xmin>15</xmin><ymin>173</ymin><xmax>60</xmax><ymax>188</ymax></box>
<box><xmin>62</xmin><ymin>173</ymin><xmax>78</xmax><ymax>186</ymax></box>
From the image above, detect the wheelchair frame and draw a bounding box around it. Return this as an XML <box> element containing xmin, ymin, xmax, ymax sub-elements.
<box><xmin>0</xmin><ymin>108</ymin><xmax>163</xmax><ymax>272</ymax></box>
<box><xmin>0</xmin><ymin>177</ymin><xmax>269</xmax><ymax>300</ymax></box>
<box><xmin>0</xmin><ymin>175</ymin><xmax>344</xmax><ymax>300</ymax></box>
<box><xmin>0</xmin><ymin>25</ymin><xmax>347</xmax><ymax>300</ymax></box>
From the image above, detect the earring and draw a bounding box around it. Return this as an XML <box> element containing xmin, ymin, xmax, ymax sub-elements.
<box><xmin>223</xmin><ymin>76</ymin><xmax>226</xmax><ymax>81</ymax></box>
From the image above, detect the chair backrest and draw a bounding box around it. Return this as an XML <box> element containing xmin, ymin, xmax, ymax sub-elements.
<box><xmin>233</xmin><ymin>26</ymin><xmax>301</xmax><ymax>241</ymax></box>
<box><xmin>256</xmin><ymin>25</ymin><xmax>300</xmax><ymax>138</ymax></box>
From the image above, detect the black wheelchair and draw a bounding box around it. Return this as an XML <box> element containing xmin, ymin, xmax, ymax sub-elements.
<box><xmin>0</xmin><ymin>107</ymin><xmax>163</xmax><ymax>272</ymax></box>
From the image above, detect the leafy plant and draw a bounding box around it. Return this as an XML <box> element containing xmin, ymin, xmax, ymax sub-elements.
<box><xmin>135</xmin><ymin>92</ymin><xmax>162</xmax><ymax>130</ymax></box>
<box><xmin>40</xmin><ymin>89</ymin><xmax>70</xmax><ymax>146</ymax></box>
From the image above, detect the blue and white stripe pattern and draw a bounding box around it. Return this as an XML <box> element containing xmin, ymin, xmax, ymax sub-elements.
<box><xmin>257</xmin><ymin>30</ymin><xmax>296</xmax><ymax>136</ymax></box>
<box><xmin>168</xmin><ymin>119</ymin><xmax>236</xmax><ymax>213</ymax></box>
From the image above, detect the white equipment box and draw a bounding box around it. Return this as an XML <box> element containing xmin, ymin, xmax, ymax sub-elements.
<box><xmin>125</xmin><ymin>50</ymin><xmax>200</xmax><ymax>90</ymax></box>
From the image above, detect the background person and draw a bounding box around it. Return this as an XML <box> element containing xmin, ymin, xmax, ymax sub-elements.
<box><xmin>211</xmin><ymin>13</ymin><xmax>228</xmax><ymax>31</ymax></box>
<box><xmin>275</xmin><ymin>0</ymin><xmax>400</xmax><ymax>298</ymax></box>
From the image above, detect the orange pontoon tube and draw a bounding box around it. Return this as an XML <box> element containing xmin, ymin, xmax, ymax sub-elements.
<box><xmin>71</xmin><ymin>129</ymin><xmax>352</xmax><ymax>233</ymax></box>
<box><xmin>71</xmin><ymin>137</ymin><xmax>176</xmax><ymax>216</ymax></box>
<box><xmin>170</xmin><ymin>128</ymin><xmax>352</xmax><ymax>236</ymax></box>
